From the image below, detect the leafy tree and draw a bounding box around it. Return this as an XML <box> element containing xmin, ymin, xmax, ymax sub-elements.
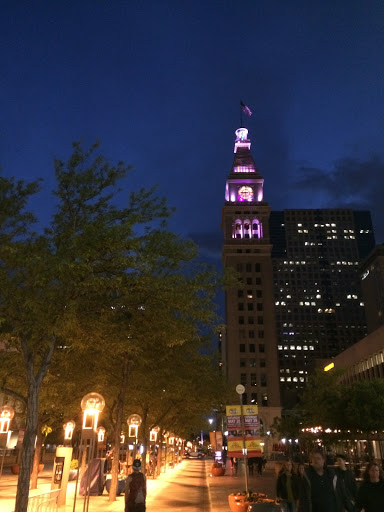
<box><xmin>299</xmin><ymin>368</ymin><xmax>345</xmax><ymax>430</ymax></box>
<box><xmin>0</xmin><ymin>142</ymin><xmax>226</xmax><ymax>509</ymax></box>
<box><xmin>0</xmin><ymin>142</ymin><xmax>173</xmax><ymax>512</ymax></box>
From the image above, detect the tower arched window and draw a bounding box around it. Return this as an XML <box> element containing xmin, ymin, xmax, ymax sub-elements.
<box><xmin>252</xmin><ymin>218</ymin><xmax>263</xmax><ymax>239</ymax></box>
<box><xmin>233</xmin><ymin>219</ymin><xmax>243</xmax><ymax>239</ymax></box>
<box><xmin>243</xmin><ymin>219</ymin><xmax>251</xmax><ymax>239</ymax></box>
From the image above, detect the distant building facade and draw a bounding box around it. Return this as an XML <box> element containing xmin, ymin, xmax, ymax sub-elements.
<box><xmin>360</xmin><ymin>244</ymin><xmax>384</xmax><ymax>333</ymax></box>
<box><xmin>323</xmin><ymin>324</ymin><xmax>384</xmax><ymax>385</ymax></box>
<box><xmin>270</xmin><ymin>209</ymin><xmax>375</xmax><ymax>407</ymax></box>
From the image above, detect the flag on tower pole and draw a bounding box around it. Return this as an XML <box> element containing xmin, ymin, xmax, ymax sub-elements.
<box><xmin>240</xmin><ymin>101</ymin><xmax>252</xmax><ymax>116</ymax></box>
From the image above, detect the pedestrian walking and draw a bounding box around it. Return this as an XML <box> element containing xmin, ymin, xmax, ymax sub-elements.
<box><xmin>231</xmin><ymin>457</ymin><xmax>239</xmax><ymax>475</ymax></box>
<box><xmin>125</xmin><ymin>459</ymin><xmax>146</xmax><ymax>512</ymax></box>
<box><xmin>335</xmin><ymin>454</ymin><xmax>357</xmax><ymax>512</ymax></box>
<box><xmin>305</xmin><ymin>450</ymin><xmax>352</xmax><ymax>512</ymax></box>
<box><xmin>296</xmin><ymin>463</ymin><xmax>311</xmax><ymax>512</ymax></box>
<box><xmin>257</xmin><ymin>457</ymin><xmax>264</xmax><ymax>476</ymax></box>
<box><xmin>276</xmin><ymin>459</ymin><xmax>299</xmax><ymax>512</ymax></box>
<box><xmin>356</xmin><ymin>461</ymin><xmax>384</xmax><ymax>512</ymax></box>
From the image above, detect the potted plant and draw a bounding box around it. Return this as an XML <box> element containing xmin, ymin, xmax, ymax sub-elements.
<box><xmin>229</xmin><ymin>492</ymin><xmax>277</xmax><ymax>512</ymax></box>
<box><xmin>228</xmin><ymin>492</ymin><xmax>247</xmax><ymax>512</ymax></box>
<box><xmin>211</xmin><ymin>461</ymin><xmax>225</xmax><ymax>476</ymax></box>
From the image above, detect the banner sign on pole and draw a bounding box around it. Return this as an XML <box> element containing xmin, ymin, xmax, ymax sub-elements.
<box><xmin>226</xmin><ymin>404</ymin><xmax>262</xmax><ymax>457</ymax></box>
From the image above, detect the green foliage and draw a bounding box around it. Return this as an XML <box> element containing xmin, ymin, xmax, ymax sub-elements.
<box><xmin>0</xmin><ymin>141</ymin><xmax>225</xmax><ymax>507</ymax></box>
<box><xmin>341</xmin><ymin>379</ymin><xmax>384</xmax><ymax>432</ymax></box>
<box><xmin>299</xmin><ymin>368</ymin><xmax>345</xmax><ymax>429</ymax></box>
<box><xmin>271</xmin><ymin>412</ymin><xmax>302</xmax><ymax>440</ymax></box>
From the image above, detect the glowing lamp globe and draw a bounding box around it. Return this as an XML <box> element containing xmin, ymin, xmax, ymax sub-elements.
<box><xmin>81</xmin><ymin>393</ymin><xmax>105</xmax><ymax>430</ymax></box>
<box><xmin>97</xmin><ymin>426</ymin><xmax>106</xmax><ymax>443</ymax></box>
<box><xmin>0</xmin><ymin>405</ymin><xmax>14</xmax><ymax>434</ymax></box>
<box><xmin>63</xmin><ymin>420</ymin><xmax>76</xmax><ymax>440</ymax></box>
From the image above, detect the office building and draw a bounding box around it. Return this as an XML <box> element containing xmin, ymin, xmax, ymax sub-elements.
<box><xmin>270</xmin><ymin>209</ymin><xmax>375</xmax><ymax>407</ymax></box>
<box><xmin>360</xmin><ymin>244</ymin><xmax>384</xmax><ymax>333</ymax></box>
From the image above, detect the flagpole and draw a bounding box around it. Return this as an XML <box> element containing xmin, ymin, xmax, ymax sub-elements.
<box><xmin>240</xmin><ymin>101</ymin><xmax>243</xmax><ymax>127</ymax></box>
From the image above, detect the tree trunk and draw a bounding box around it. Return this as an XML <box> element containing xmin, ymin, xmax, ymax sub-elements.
<box><xmin>157</xmin><ymin>428</ymin><xmax>164</xmax><ymax>475</ymax></box>
<box><xmin>140</xmin><ymin>406</ymin><xmax>148</xmax><ymax>475</ymax></box>
<box><xmin>30</xmin><ymin>421</ymin><xmax>43</xmax><ymax>489</ymax></box>
<box><xmin>14</xmin><ymin>382</ymin><xmax>39</xmax><ymax>512</ymax></box>
<box><xmin>109</xmin><ymin>355</ymin><xmax>130</xmax><ymax>502</ymax></box>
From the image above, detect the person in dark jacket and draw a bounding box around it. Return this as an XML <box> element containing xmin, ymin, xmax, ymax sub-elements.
<box><xmin>296</xmin><ymin>463</ymin><xmax>311</xmax><ymax>512</ymax></box>
<box><xmin>305</xmin><ymin>450</ymin><xmax>352</xmax><ymax>512</ymax></box>
<box><xmin>356</xmin><ymin>461</ymin><xmax>384</xmax><ymax>512</ymax></box>
<box><xmin>125</xmin><ymin>459</ymin><xmax>146</xmax><ymax>512</ymax></box>
<box><xmin>276</xmin><ymin>459</ymin><xmax>299</xmax><ymax>512</ymax></box>
<box><xmin>335</xmin><ymin>454</ymin><xmax>357</xmax><ymax>512</ymax></box>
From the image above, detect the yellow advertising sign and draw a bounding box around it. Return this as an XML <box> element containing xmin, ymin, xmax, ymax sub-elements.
<box><xmin>226</xmin><ymin>404</ymin><xmax>258</xmax><ymax>416</ymax></box>
<box><xmin>228</xmin><ymin>439</ymin><xmax>243</xmax><ymax>451</ymax></box>
<box><xmin>246</xmin><ymin>439</ymin><xmax>262</xmax><ymax>450</ymax></box>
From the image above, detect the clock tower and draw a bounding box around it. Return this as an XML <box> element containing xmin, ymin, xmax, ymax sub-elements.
<box><xmin>221</xmin><ymin>127</ymin><xmax>281</xmax><ymax>436</ymax></box>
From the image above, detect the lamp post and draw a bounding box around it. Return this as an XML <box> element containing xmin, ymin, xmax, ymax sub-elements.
<box><xmin>236</xmin><ymin>384</ymin><xmax>249</xmax><ymax>495</ymax></box>
<box><xmin>63</xmin><ymin>421</ymin><xmax>76</xmax><ymax>446</ymax></box>
<box><xmin>73</xmin><ymin>392</ymin><xmax>105</xmax><ymax>512</ymax></box>
<box><xmin>96</xmin><ymin>427</ymin><xmax>106</xmax><ymax>458</ymax></box>
<box><xmin>148</xmin><ymin>426</ymin><xmax>160</xmax><ymax>477</ymax></box>
<box><xmin>51</xmin><ymin>420</ymin><xmax>76</xmax><ymax>506</ymax></box>
<box><xmin>127</xmin><ymin>414</ymin><xmax>142</xmax><ymax>468</ymax></box>
<box><xmin>0</xmin><ymin>405</ymin><xmax>14</xmax><ymax>479</ymax></box>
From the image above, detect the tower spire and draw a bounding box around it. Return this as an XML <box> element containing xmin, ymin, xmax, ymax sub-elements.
<box><xmin>224</xmin><ymin>127</ymin><xmax>264</xmax><ymax>203</ymax></box>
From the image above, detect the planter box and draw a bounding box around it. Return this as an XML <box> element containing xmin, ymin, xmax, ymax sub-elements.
<box><xmin>11</xmin><ymin>464</ymin><xmax>19</xmax><ymax>475</ymax></box>
<box><xmin>211</xmin><ymin>465</ymin><xmax>225</xmax><ymax>476</ymax></box>
<box><xmin>105</xmin><ymin>478</ymin><xmax>125</xmax><ymax>496</ymax></box>
<box><xmin>229</xmin><ymin>495</ymin><xmax>247</xmax><ymax>512</ymax></box>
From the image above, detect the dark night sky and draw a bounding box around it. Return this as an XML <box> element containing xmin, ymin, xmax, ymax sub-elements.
<box><xmin>1</xmin><ymin>1</ymin><xmax>384</xmax><ymax>263</ymax></box>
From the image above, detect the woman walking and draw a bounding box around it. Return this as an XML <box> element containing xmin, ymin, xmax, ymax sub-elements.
<box><xmin>276</xmin><ymin>459</ymin><xmax>299</xmax><ymax>512</ymax></box>
<box><xmin>356</xmin><ymin>461</ymin><xmax>384</xmax><ymax>512</ymax></box>
<box><xmin>296</xmin><ymin>463</ymin><xmax>311</xmax><ymax>512</ymax></box>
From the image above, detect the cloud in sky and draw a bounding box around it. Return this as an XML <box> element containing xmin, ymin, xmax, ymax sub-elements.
<box><xmin>293</xmin><ymin>156</ymin><xmax>384</xmax><ymax>240</ymax></box>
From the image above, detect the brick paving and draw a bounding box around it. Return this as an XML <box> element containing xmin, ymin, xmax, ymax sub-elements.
<box><xmin>0</xmin><ymin>458</ymin><xmax>278</xmax><ymax>511</ymax></box>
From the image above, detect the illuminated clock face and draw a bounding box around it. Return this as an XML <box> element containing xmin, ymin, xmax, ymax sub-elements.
<box><xmin>238</xmin><ymin>186</ymin><xmax>254</xmax><ymax>201</ymax></box>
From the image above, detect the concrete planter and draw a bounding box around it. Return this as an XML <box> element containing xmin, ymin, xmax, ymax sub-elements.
<box><xmin>229</xmin><ymin>494</ymin><xmax>247</xmax><ymax>512</ymax></box>
<box><xmin>211</xmin><ymin>464</ymin><xmax>225</xmax><ymax>476</ymax></box>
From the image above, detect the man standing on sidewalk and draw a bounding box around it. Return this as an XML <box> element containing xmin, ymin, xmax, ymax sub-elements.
<box><xmin>305</xmin><ymin>450</ymin><xmax>352</xmax><ymax>512</ymax></box>
<box><xmin>125</xmin><ymin>459</ymin><xmax>147</xmax><ymax>512</ymax></box>
<box><xmin>335</xmin><ymin>454</ymin><xmax>357</xmax><ymax>512</ymax></box>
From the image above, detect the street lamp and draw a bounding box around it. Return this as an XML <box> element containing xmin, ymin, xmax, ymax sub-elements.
<box><xmin>127</xmin><ymin>414</ymin><xmax>142</xmax><ymax>439</ymax></box>
<box><xmin>97</xmin><ymin>427</ymin><xmax>106</xmax><ymax>443</ymax></box>
<box><xmin>63</xmin><ymin>421</ymin><xmax>76</xmax><ymax>443</ymax></box>
<box><xmin>150</xmin><ymin>426</ymin><xmax>160</xmax><ymax>443</ymax></box>
<box><xmin>236</xmin><ymin>384</ymin><xmax>249</xmax><ymax>495</ymax></box>
<box><xmin>0</xmin><ymin>405</ymin><xmax>14</xmax><ymax>479</ymax></box>
<box><xmin>127</xmin><ymin>414</ymin><xmax>142</xmax><ymax>467</ymax></box>
<box><xmin>0</xmin><ymin>405</ymin><xmax>14</xmax><ymax>433</ymax></box>
<box><xmin>73</xmin><ymin>393</ymin><xmax>105</xmax><ymax>512</ymax></box>
<box><xmin>80</xmin><ymin>392</ymin><xmax>105</xmax><ymax>431</ymax></box>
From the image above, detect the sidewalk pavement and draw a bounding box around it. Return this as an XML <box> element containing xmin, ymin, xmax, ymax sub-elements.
<box><xmin>208</xmin><ymin>461</ymin><xmax>276</xmax><ymax>512</ymax></box>
<box><xmin>0</xmin><ymin>458</ymin><xmax>277</xmax><ymax>511</ymax></box>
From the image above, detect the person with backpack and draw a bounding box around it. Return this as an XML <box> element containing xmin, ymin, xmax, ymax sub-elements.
<box><xmin>125</xmin><ymin>459</ymin><xmax>147</xmax><ymax>512</ymax></box>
